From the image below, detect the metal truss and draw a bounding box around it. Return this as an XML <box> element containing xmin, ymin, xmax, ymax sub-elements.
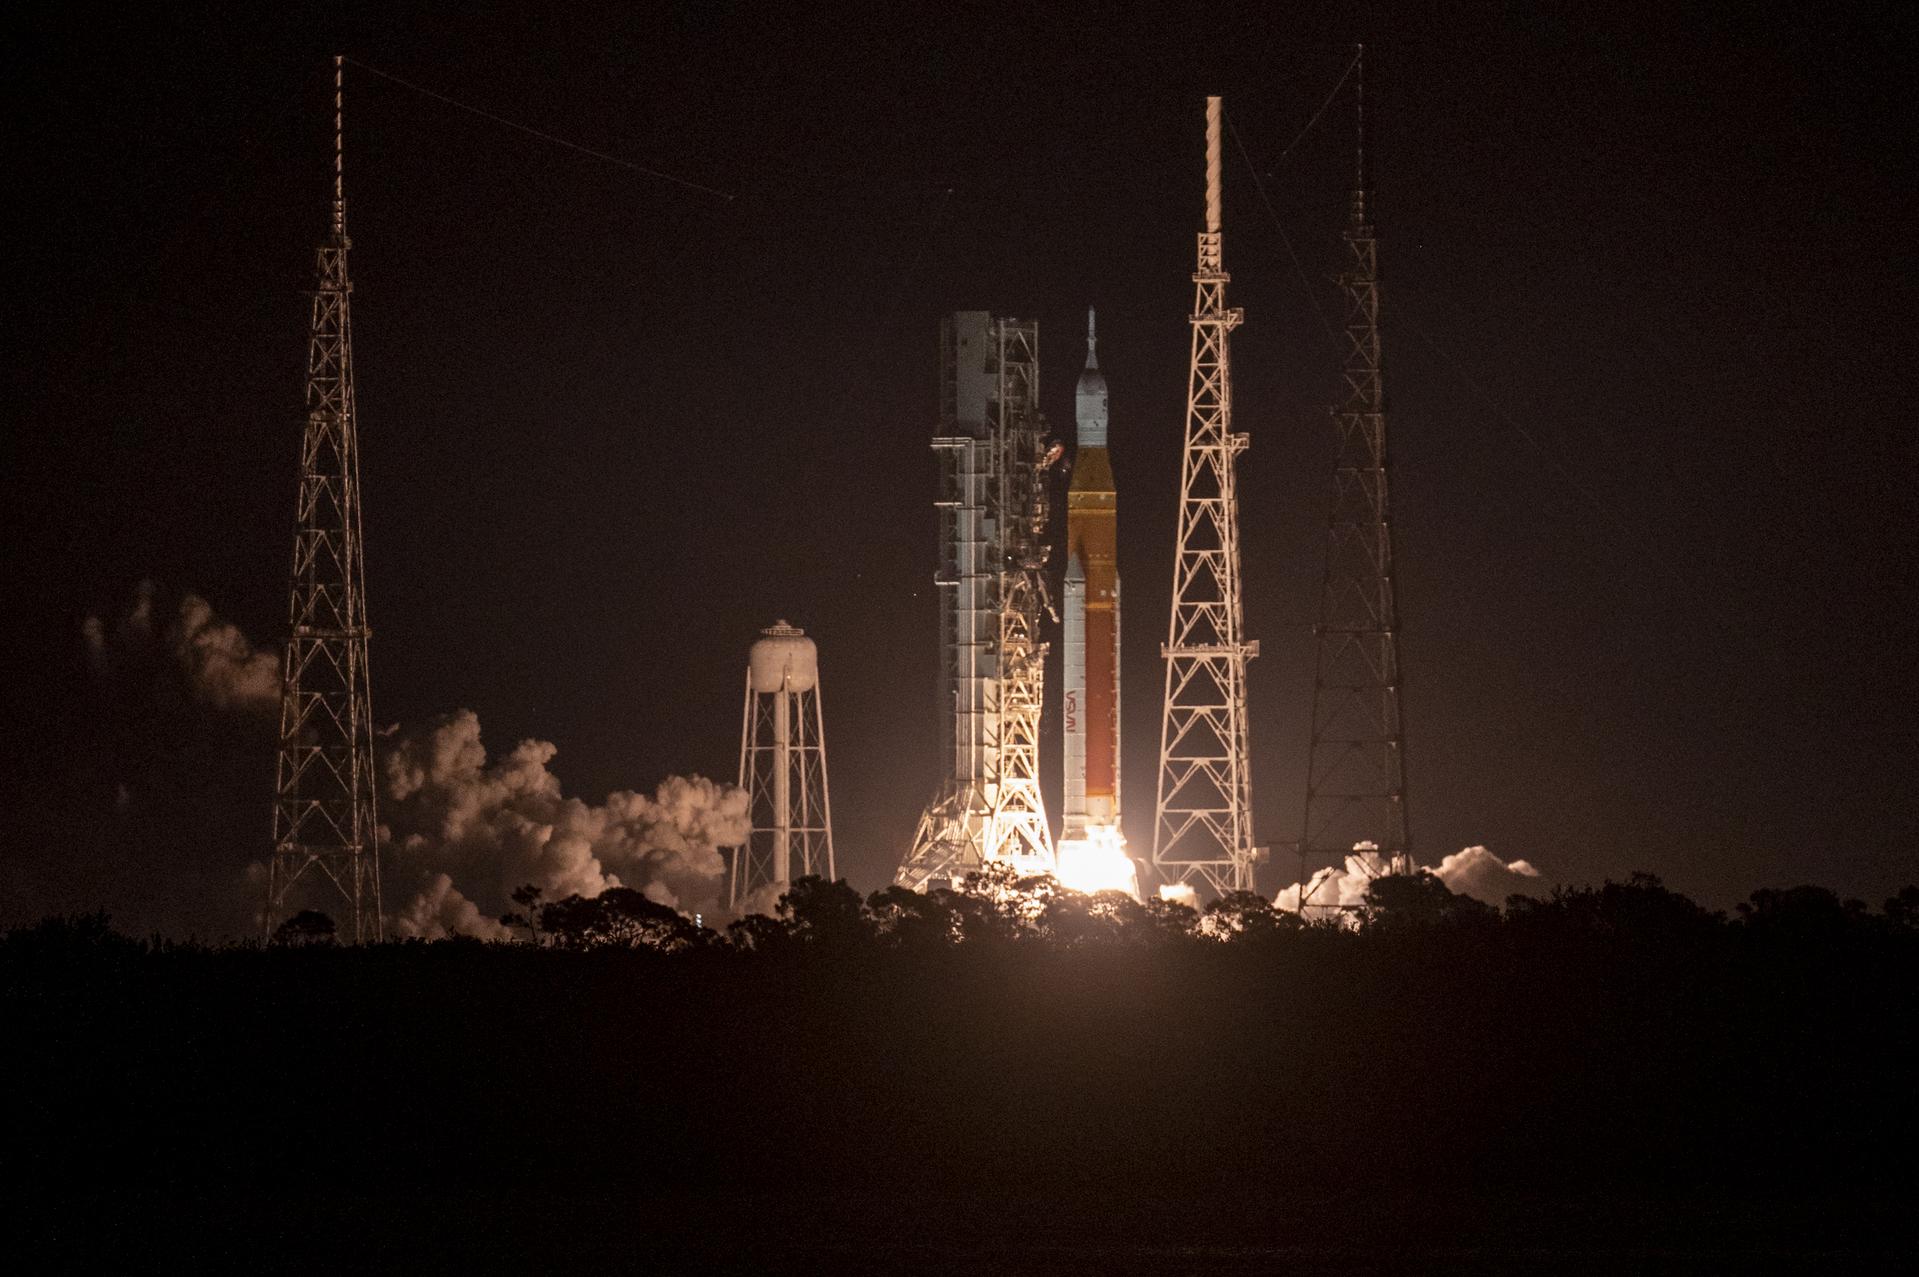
<box><xmin>900</xmin><ymin>316</ymin><xmax>1056</xmax><ymax>889</ymax></box>
<box><xmin>1153</xmin><ymin>97</ymin><xmax>1260</xmax><ymax>899</ymax></box>
<box><xmin>732</xmin><ymin>634</ymin><xmax>834</xmax><ymax>909</ymax></box>
<box><xmin>266</xmin><ymin>58</ymin><xmax>383</xmax><ymax>943</ymax></box>
<box><xmin>1300</xmin><ymin>50</ymin><xmax>1412</xmax><ymax>907</ymax></box>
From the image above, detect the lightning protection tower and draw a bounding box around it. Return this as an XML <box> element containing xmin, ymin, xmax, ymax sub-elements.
<box><xmin>266</xmin><ymin>57</ymin><xmax>384</xmax><ymax>943</ymax></box>
<box><xmin>732</xmin><ymin>621</ymin><xmax>834</xmax><ymax>908</ymax></box>
<box><xmin>1153</xmin><ymin>96</ymin><xmax>1260</xmax><ymax>899</ymax></box>
<box><xmin>897</xmin><ymin>313</ymin><xmax>1058</xmax><ymax>891</ymax></box>
<box><xmin>1300</xmin><ymin>47</ymin><xmax>1412</xmax><ymax>907</ymax></box>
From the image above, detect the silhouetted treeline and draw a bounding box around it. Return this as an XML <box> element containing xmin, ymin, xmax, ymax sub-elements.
<box><xmin>7</xmin><ymin>871</ymin><xmax>1918</xmax><ymax>1262</ymax></box>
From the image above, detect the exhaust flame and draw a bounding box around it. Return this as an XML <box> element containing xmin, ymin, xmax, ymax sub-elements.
<box><xmin>1055</xmin><ymin>825</ymin><xmax>1140</xmax><ymax>898</ymax></box>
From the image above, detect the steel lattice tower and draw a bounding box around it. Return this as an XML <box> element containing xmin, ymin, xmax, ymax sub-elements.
<box><xmin>899</xmin><ymin>315</ymin><xmax>1057</xmax><ymax>890</ymax></box>
<box><xmin>732</xmin><ymin>622</ymin><xmax>834</xmax><ymax>908</ymax></box>
<box><xmin>266</xmin><ymin>57</ymin><xmax>383</xmax><ymax>943</ymax></box>
<box><xmin>1300</xmin><ymin>48</ymin><xmax>1412</xmax><ymax>907</ymax></box>
<box><xmin>1153</xmin><ymin>96</ymin><xmax>1260</xmax><ymax>898</ymax></box>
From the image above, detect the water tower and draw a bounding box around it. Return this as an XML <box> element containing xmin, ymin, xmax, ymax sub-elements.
<box><xmin>732</xmin><ymin>621</ymin><xmax>834</xmax><ymax>909</ymax></box>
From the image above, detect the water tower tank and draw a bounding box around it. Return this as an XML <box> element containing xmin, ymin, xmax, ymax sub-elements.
<box><xmin>748</xmin><ymin>621</ymin><xmax>818</xmax><ymax>694</ymax></box>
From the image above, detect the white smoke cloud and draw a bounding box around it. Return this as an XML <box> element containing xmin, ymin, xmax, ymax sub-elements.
<box><xmin>84</xmin><ymin>580</ymin><xmax>279</xmax><ymax>716</ymax></box>
<box><xmin>169</xmin><ymin>594</ymin><xmax>279</xmax><ymax>714</ymax></box>
<box><xmin>1157</xmin><ymin>882</ymin><xmax>1201</xmax><ymax>911</ymax></box>
<box><xmin>393</xmin><ymin>872</ymin><xmax>510</xmax><ymax>942</ymax></box>
<box><xmin>1274</xmin><ymin>844</ymin><xmax>1546</xmax><ymax>913</ymax></box>
<box><xmin>733</xmin><ymin>882</ymin><xmax>786</xmax><ymax>921</ymax></box>
<box><xmin>380</xmin><ymin>710</ymin><xmax>748</xmax><ymax>938</ymax></box>
<box><xmin>1433</xmin><ymin>844</ymin><xmax>1543</xmax><ymax>905</ymax></box>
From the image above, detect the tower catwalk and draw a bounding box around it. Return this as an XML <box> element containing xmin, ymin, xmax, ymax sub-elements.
<box><xmin>1300</xmin><ymin>47</ymin><xmax>1411</xmax><ymax>906</ymax></box>
<box><xmin>1153</xmin><ymin>96</ymin><xmax>1260</xmax><ymax>898</ymax></box>
<box><xmin>732</xmin><ymin>622</ymin><xmax>834</xmax><ymax>910</ymax></box>
<box><xmin>899</xmin><ymin>313</ymin><xmax>1057</xmax><ymax>891</ymax></box>
<box><xmin>266</xmin><ymin>57</ymin><xmax>383</xmax><ymax>943</ymax></box>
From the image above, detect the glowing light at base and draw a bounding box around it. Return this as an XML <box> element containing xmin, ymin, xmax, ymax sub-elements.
<box><xmin>1157</xmin><ymin>882</ymin><xmax>1200</xmax><ymax>910</ymax></box>
<box><xmin>1055</xmin><ymin>826</ymin><xmax>1140</xmax><ymax>899</ymax></box>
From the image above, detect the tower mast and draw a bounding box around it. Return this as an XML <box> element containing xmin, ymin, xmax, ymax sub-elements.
<box><xmin>266</xmin><ymin>56</ymin><xmax>384</xmax><ymax>942</ymax></box>
<box><xmin>1152</xmin><ymin>96</ymin><xmax>1259</xmax><ymax>898</ymax></box>
<box><xmin>1300</xmin><ymin>45</ymin><xmax>1412</xmax><ymax>907</ymax></box>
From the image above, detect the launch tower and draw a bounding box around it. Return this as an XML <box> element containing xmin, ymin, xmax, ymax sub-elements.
<box><xmin>1152</xmin><ymin>97</ymin><xmax>1260</xmax><ymax>899</ymax></box>
<box><xmin>899</xmin><ymin>313</ymin><xmax>1057</xmax><ymax>891</ymax></box>
<box><xmin>266</xmin><ymin>58</ymin><xmax>384</xmax><ymax>943</ymax></box>
<box><xmin>1300</xmin><ymin>48</ymin><xmax>1412</xmax><ymax>903</ymax></box>
<box><xmin>732</xmin><ymin>621</ymin><xmax>834</xmax><ymax>909</ymax></box>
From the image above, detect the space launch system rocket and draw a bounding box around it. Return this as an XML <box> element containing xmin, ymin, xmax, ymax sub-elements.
<box><xmin>1062</xmin><ymin>309</ymin><xmax>1121</xmax><ymax>846</ymax></box>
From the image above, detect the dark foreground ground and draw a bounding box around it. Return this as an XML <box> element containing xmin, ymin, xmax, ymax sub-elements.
<box><xmin>6</xmin><ymin>886</ymin><xmax>1917</xmax><ymax>1271</ymax></box>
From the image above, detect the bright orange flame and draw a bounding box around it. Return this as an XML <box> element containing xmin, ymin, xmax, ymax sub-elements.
<box><xmin>1055</xmin><ymin>825</ymin><xmax>1140</xmax><ymax>899</ymax></box>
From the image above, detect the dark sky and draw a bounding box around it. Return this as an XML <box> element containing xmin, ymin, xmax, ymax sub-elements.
<box><xmin>4</xmin><ymin>2</ymin><xmax>1915</xmax><ymax>933</ymax></box>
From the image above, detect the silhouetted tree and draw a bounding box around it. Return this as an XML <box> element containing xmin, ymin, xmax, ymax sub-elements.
<box><xmin>1140</xmin><ymin>896</ymin><xmax>1202</xmax><ymax>943</ymax></box>
<box><xmin>1203</xmin><ymin>890</ymin><xmax>1289</xmax><ymax>939</ymax></box>
<box><xmin>1359</xmin><ymin>872</ymin><xmax>1493</xmax><ymax>930</ymax></box>
<box><xmin>1885</xmin><ymin>886</ymin><xmax>1919</xmax><ymax>931</ymax></box>
<box><xmin>725</xmin><ymin>911</ymin><xmax>795</xmax><ymax>953</ymax></box>
<box><xmin>271</xmin><ymin>910</ymin><xmax>337</xmax><ymax>947</ymax></box>
<box><xmin>1504</xmin><ymin>873</ymin><xmax>1723</xmax><ymax>945</ymax></box>
<box><xmin>942</xmin><ymin>868</ymin><xmax>1028</xmax><ymax>944</ymax></box>
<box><xmin>778</xmin><ymin>876</ymin><xmax>873</xmax><ymax>947</ymax></box>
<box><xmin>539</xmin><ymin>888</ymin><xmax>704</xmax><ymax>951</ymax></box>
<box><xmin>499</xmin><ymin>884</ymin><xmax>546</xmax><ymax>944</ymax></box>
<box><xmin>866</xmin><ymin>884</ymin><xmax>955</xmax><ymax>949</ymax></box>
<box><xmin>1736</xmin><ymin>885</ymin><xmax>1870</xmax><ymax>940</ymax></box>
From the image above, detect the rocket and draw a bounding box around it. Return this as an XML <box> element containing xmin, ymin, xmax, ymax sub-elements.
<box><xmin>1062</xmin><ymin>309</ymin><xmax>1121</xmax><ymax>843</ymax></box>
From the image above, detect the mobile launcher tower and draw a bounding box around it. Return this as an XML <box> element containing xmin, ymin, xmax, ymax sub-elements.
<box><xmin>897</xmin><ymin>313</ymin><xmax>1059</xmax><ymax>891</ymax></box>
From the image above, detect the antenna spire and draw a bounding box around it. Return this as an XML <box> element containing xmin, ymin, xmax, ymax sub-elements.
<box><xmin>1356</xmin><ymin>44</ymin><xmax>1366</xmax><ymax>191</ymax></box>
<box><xmin>1352</xmin><ymin>43</ymin><xmax>1367</xmax><ymax>226</ymax></box>
<box><xmin>1086</xmin><ymin>307</ymin><xmax>1098</xmax><ymax>368</ymax></box>
<box><xmin>332</xmin><ymin>55</ymin><xmax>345</xmax><ymax>239</ymax></box>
<box><xmin>1204</xmin><ymin>96</ymin><xmax>1223</xmax><ymax>235</ymax></box>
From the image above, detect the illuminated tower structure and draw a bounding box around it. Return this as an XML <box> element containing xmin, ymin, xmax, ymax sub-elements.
<box><xmin>1153</xmin><ymin>96</ymin><xmax>1260</xmax><ymax>899</ymax></box>
<box><xmin>732</xmin><ymin>621</ymin><xmax>834</xmax><ymax>909</ymax></box>
<box><xmin>1300</xmin><ymin>48</ymin><xmax>1411</xmax><ymax>905</ymax></box>
<box><xmin>266</xmin><ymin>57</ymin><xmax>383</xmax><ymax>942</ymax></box>
<box><xmin>1059</xmin><ymin>309</ymin><xmax>1135</xmax><ymax>894</ymax></box>
<box><xmin>898</xmin><ymin>313</ymin><xmax>1058</xmax><ymax>891</ymax></box>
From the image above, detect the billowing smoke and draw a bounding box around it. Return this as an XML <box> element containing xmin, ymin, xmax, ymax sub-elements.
<box><xmin>1433</xmin><ymin>844</ymin><xmax>1545</xmax><ymax>905</ymax></box>
<box><xmin>73</xmin><ymin>583</ymin><xmax>745</xmax><ymax>940</ymax></box>
<box><xmin>1157</xmin><ymin>882</ymin><xmax>1201</xmax><ymax>910</ymax></box>
<box><xmin>169</xmin><ymin>595</ymin><xmax>279</xmax><ymax>714</ymax></box>
<box><xmin>84</xmin><ymin>579</ymin><xmax>278</xmax><ymax>716</ymax></box>
<box><xmin>380</xmin><ymin>710</ymin><xmax>748</xmax><ymax>939</ymax></box>
<box><xmin>1275</xmin><ymin>843</ymin><xmax>1546</xmax><ymax>912</ymax></box>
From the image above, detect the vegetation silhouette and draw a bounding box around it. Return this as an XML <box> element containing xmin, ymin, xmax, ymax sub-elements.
<box><xmin>6</xmin><ymin>869</ymin><xmax>1916</xmax><ymax>1260</ymax></box>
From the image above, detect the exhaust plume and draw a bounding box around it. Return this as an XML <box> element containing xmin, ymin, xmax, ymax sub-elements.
<box><xmin>1275</xmin><ymin>844</ymin><xmax>1546</xmax><ymax>913</ymax></box>
<box><xmin>381</xmin><ymin>710</ymin><xmax>748</xmax><ymax>940</ymax></box>
<box><xmin>84</xmin><ymin>580</ymin><xmax>278</xmax><ymax>716</ymax></box>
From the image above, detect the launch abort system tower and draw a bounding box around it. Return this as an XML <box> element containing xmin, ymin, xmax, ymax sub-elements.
<box><xmin>265</xmin><ymin>57</ymin><xmax>383</xmax><ymax>943</ymax></box>
<box><xmin>898</xmin><ymin>313</ymin><xmax>1057</xmax><ymax>890</ymax></box>
<box><xmin>1152</xmin><ymin>96</ymin><xmax>1260</xmax><ymax>899</ymax></box>
<box><xmin>732</xmin><ymin>621</ymin><xmax>834</xmax><ymax>909</ymax></box>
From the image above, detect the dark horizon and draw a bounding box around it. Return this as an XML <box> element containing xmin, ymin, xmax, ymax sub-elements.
<box><xmin>4</xmin><ymin>3</ymin><xmax>1915</xmax><ymax>937</ymax></box>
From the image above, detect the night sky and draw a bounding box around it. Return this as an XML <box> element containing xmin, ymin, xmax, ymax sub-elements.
<box><xmin>4</xmin><ymin>3</ymin><xmax>1914</xmax><ymax>935</ymax></box>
